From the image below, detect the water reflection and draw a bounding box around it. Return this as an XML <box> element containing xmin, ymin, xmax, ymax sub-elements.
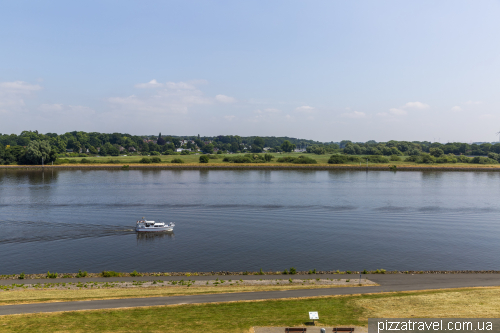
<box><xmin>136</xmin><ymin>231</ymin><xmax>174</xmax><ymax>244</ymax></box>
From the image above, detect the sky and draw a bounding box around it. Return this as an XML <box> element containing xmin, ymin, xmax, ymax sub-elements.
<box><xmin>1</xmin><ymin>0</ymin><xmax>499</xmax><ymax>142</ymax></box>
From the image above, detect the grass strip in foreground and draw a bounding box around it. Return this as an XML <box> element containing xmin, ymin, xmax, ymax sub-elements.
<box><xmin>0</xmin><ymin>282</ymin><xmax>374</xmax><ymax>306</ymax></box>
<box><xmin>1</xmin><ymin>287</ymin><xmax>500</xmax><ymax>333</ymax></box>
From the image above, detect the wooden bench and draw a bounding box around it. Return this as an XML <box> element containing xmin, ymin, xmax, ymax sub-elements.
<box><xmin>333</xmin><ymin>328</ymin><xmax>355</xmax><ymax>333</ymax></box>
<box><xmin>285</xmin><ymin>328</ymin><xmax>307</xmax><ymax>332</ymax></box>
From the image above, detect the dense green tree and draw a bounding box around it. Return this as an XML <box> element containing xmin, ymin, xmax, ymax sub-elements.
<box><xmin>281</xmin><ymin>140</ymin><xmax>296</xmax><ymax>152</ymax></box>
<box><xmin>202</xmin><ymin>143</ymin><xmax>214</xmax><ymax>154</ymax></box>
<box><xmin>199</xmin><ymin>155</ymin><xmax>209</xmax><ymax>163</ymax></box>
<box><xmin>253</xmin><ymin>137</ymin><xmax>265</xmax><ymax>148</ymax></box>
<box><xmin>429</xmin><ymin>148</ymin><xmax>444</xmax><ymax>157</ymax></box>
<box><xmin>24</xmin><ymin>140</ymin><xmax>57</xmax><ymax>165</ymax></box>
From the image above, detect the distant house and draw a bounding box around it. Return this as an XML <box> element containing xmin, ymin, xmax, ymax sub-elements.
<box><xmin>294</xmin><ymin>149</ymin><xmax>306</xmax><ymax>152</ymax></box>
<box><xmin>118</xmin><ymin>146</ymin><xmax>125</xmax><ymax>152</ymax></box>
<box><xmin>66</xmin><ymin>149</ymin><xmax>73</xmax><ymax>153</ymax></box>
<box><xmin>128</xmin><ymin>147</ymin><xmax>136</xmax><ymax>152</ymax></box>
<box><xmin>176</xmin><ymin>148</ymin><xmax>191</xmax><ymax>152</ymax></box>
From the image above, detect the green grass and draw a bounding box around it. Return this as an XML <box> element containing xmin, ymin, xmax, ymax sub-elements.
<box><xmin>0</xmin><ymin>294</ymin><xmax>362</xmax><ymax>333</ymax></box>
<box><xmin>1</xmin><ymin>288</ymin><xmax>499</xmax><ymax>332</ymax></box>
<box><xmin>55</xmin><ymin>153</ymin><xmax>500</xmax><ymax>168</ymax></box>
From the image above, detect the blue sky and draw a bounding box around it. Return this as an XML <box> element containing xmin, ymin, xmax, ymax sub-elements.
<box><xmin>1</xmin><ymin>0</ymin><xmax>499</xmax><ymax>142</ymax></box>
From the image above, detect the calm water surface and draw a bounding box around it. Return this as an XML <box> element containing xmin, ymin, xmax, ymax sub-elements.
<box><xmin>0</xmin><ymin>169</ymin><xmax>499</xmax><ymax>274</ymax></box>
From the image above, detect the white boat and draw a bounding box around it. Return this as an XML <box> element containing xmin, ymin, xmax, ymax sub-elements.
<box><xmin>135</xmin><ymin>218</ymin><xmax>175</xmax><ymax>232</ymax></box>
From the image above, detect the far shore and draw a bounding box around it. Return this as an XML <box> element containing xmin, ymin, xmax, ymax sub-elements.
<box><xmin>2</xmin><ymin>163</ymin><xmax>500</xmax><ymax>171</ymax></box>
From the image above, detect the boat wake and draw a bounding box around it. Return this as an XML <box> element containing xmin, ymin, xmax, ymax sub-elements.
<box><xmin>0</xmin><ymin>220</ymin><xmax>135</xmax><ymax>245</ymax></box>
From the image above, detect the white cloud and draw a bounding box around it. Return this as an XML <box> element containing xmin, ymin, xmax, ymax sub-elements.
<box><xmin>135</xmin><ymin>79</ymin><xmax>163</xmax><ymax>89</ymax></box>
<box><xmin>0</xmin><ymin>81</ymin><xmax>42</xmax><ymax>112</ymax></box>
<box><xmin>295</xmin><ymin>105</ymin><xmax>315</xmax><ymax>113</ymax></box>
<box><xmin>466</xmin><ymin>100</ymin><xmax>482</xmax><ymax>105</ymax></box>
<box><xmin>108</xmin><ymin>80</ymin><xmax>211</xmax><ymax>114</ymax></box>
<box><xmin>39</xmin><ymin>104</ymin><xmax>95</xmax><ymax>116</ymax></box>
<box><xmin>224</xmin><ymin>115</ymin><xmax>235</xmax><ymax>121</ymax></box>
<box><xmin>389</xmin><ymin>108</ymin><xmax>407</xmax><ymax>115</ymax></box>
<box><xmin>404</xmin><ymin>101</ymin><xmax>430</xmax><ymax>109</ymax></box>
<box><xmin>451</xmin><ymin>106</ymin><xmax>462</xmax><ymax>112</ymax></box>
<box><xmin>377</xmin><ymin>112</ymin><xmax>389</xmax><ymax>117</ymax></box>
<box><xmin>263</xmin><ymin>108</ymin><xmax>280</xmax><ymax>113</ymax></box>
<box><xmin>341</xmin><ymin>111</ymin><xmax>366</xmax><ymax>118</ymax></box>
<box><xmin>215</xmin><ymin>94</ymin><xmax>236</xmax><ymax>103</ymax></box>
<box><xmin>254</xmin><ymin>108</ymin><xmax>281</xmax><ymax>114</ymax></box>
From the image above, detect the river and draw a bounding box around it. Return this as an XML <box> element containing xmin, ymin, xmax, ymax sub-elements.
<box><xmin>0</xmin><ymin>169</ymin><xmax>499</xmax><ymax>274</ymax></box>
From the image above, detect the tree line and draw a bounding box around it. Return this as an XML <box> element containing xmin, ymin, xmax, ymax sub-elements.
<box><xmin>0</xmin><ymin>130</ymin><xmax>499</xmax><ymax>165</ymax></box>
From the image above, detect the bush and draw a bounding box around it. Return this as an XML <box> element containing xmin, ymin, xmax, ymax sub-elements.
<box><xmin>436</xmin><ymin>154</ymin><xmax>457</xmax><ymax>163</ymax></box>
<box><xmin>208</xmin><ymin>154</ymin><xmax>219</xmax><ymax>159</ymax></box>
<box><xmin>139</xmin><ymin>157</ymin><xmax>152</xmax><ymax>164</ymax></box>
<box><xmin>457</xmin><ymin>155</ymin><xmax>471</xmax><ymax>163</ymax></box>
<box><xmin>150</xmin><ymin>151</ymin><xmax>160</xmax><ymax>156</ymax></box>
<box><xmin>264</xmin><ymin>153</ymin><xmax>274</xmax><ymax>162</ymax></box>
<box><xmin>151</xmin><ymin>156</ymin><xmax>161</xmax><ymax>163</ymax></box>
<box><xmin>199</xmin><ymin>155</ymin><xmax>209</xmax><ymax>163</ymax></box>
<box><xmin>170</xmin><ymin>158</ymin><xmax>184</xmax><ymax>163</ymax></box>
<box><xmin>76</xmin><ymin>269</ymin><xmax>88</xmax><ymax>278</ymax></box>
<box><xmin>282</xmin><ymin>269</ymin><xmax>288</xmax><ymax>275</ymax></box>
<box><xmin>224</xmin><ymin>156</ymin><xmax>253</xmax><ymax>163</ymax></box>
<box><xmin>18</xmin><ymin>272</ymin><xmax>25</xmax><ymax>280</ymax></box>
<box><xmin>405</xmin><ymin>155</ymin><xmax>420</xmax><ymax>162</ymax></box>
<box><xmin>46</xmin><ymin>271</ymin><xmax>58</xmax><ymax>279</ymax></box>
<box><xmin>216</xmin><ymin>150</ymin><xmax>223</xmax><ymax>154</ymax></box>
<box><xmin>180</xmin><ymin>150</ymin><xmax>190</xmax><ymax>155</ymax></box>
<box><xmin>276</xmin><ymin>156</ymin><xmax>296</xmax><ymax>163</ymax></box>
<box><xmin>121</xmin><ymin>165</ymin><xmax>129</xmax><ymax>170</ymax></box>
<box><xmin>390</xmin><ymin>155</ymin><xmax>401</xmax><ymax>161</ymax></box>
<box><xmin>420</xmin><ymin>153</ymin><xmax>436</xmax><ymax>164</ymax></box>
<box><xmin>367</xmin><ymin>155</ymin><xmax>390</xmax><ymax>163</ymax></box>
<box><xmin>101</xmin><ymin>270</ymin><xmax>121</xmax><ymax>277</ymax></box>
<box><xmin>328</xmin><ymin>155</ymin><xmax>348</xmax><ymax>164</ymax></box>
<box><xmin>289</xmin><ymin>267</ymin><xmax>297</xmax><ymax>274</ymax></box>
<box><xmin>471</xmin><ymin>156</ymin><xmax>498</xmax><ymax>164</ymax></box>
<box><xmin>130</xmin><ymin>270</ymin><xmax>142</xmax><ymax>277</ymax></box>
<box><xmin>277</xmin><ymin>156</ymin><xmax>317</xmax><ymax>164</ymax></box>
<box><xmin>488</xmin><ymin>152</ymin><xmax>499</xmax><ymax>161</ymax></box>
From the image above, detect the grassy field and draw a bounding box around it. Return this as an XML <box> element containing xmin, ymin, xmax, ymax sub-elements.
<box><xmin>0</xmin><ymin>283</ymin><xmax>374</xmax><ymax>306</ymax></box>
<box><xmin>1</xmin><ymin>287</ymin><xmax>500</xmax><ymax>332</ymax></box>
<box><xmin>28</xmin><ymin>152</ymin><xmax>500</xmax><ymax>169</ymax></box>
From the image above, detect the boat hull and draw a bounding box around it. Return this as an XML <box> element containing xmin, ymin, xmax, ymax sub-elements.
<box><xmin>135</xmin><ymin>227</ymin><xmax>173</xmax><ymax>232</ymax></box>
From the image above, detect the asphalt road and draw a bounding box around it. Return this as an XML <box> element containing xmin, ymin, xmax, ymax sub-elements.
<box><xmin>1</xmin><ymin>274</ymin><xmax>499</xmax><ymax>316</ymax></box>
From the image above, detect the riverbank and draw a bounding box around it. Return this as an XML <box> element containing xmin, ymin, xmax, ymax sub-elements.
<box><xmin>2</xmin><ymin>163</ymin><xmax>500</xmax><ymax>171</ymax></box>
<box><xmin>3</xmin><ymin>270</ymin><xmax>500</xmax><ymax>280</ymax></box>
<box><xmin>1</xmin><ymin>287</ymin><xmax>500</xmax><ymax>332</ymax></box>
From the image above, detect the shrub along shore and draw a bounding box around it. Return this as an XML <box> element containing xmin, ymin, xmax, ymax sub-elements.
<box><xmin>3</xmin><ymin>269</ymin><xmax>500</xmax><ymax>280</ymax></box>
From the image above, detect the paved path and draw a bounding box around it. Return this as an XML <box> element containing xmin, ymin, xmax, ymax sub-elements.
<box><xmin>1</xmin><ymin>274</ymin><xmax>499</xmax><ymax>316</ymax></box>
